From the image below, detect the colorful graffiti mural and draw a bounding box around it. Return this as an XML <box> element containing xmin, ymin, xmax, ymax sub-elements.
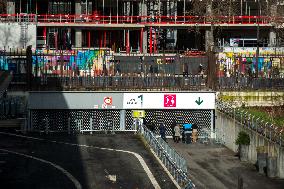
<box><xmin>32</xmin><ymin>49</ymin><xmax>114</xmax><ymax>76</ymax></box>
<box><xmin>218</xmin><ymin>47</ymin><xmax>284</xmax><ymax>78</ymax></box>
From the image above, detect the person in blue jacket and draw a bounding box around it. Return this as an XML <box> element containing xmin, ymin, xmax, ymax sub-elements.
<box><xmin>183</xmin><ymin>123</ymin><xmax>193</xmax><ymax>144</ymax></box>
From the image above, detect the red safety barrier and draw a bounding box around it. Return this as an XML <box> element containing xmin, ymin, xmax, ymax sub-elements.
<box><xmin>0</xmin><ymin>14</ymin><xmax>282</xmax><ymax>25</ymax></box>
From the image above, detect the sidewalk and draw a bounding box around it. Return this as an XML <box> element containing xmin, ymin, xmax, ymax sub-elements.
<box><xmin>168</xmin><ymin>140</ymin><xmax>284</xmax><ymax>189</ymax></box>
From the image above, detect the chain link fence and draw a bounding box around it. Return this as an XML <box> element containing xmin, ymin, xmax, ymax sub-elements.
<box><xmin>137</xmin><ymin>124</ymin><xmax>195</xmax><ymax>189</ymax></box>
<box><xmin>216</xmin><ymin>100</ymin><xmax>284</xmax><ymax>147</ymax></box>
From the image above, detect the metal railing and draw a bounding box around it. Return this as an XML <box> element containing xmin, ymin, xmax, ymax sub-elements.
<box><xmin>10</xmin><ymin>74</ymin><xmax>284</xmax><ymax>91</ymax></box>
<box><xmin>10</xmin><ymin>75</ymin><xmax>208</xmax><ymax>91</ymax></box>
<box><xmin>218</xmin><ymin>77</ymin><xmax>284</xmax><ymax>90</ymax></box>
<box><xmin>0</xmin><ymin>14</ymin><xmax>281</xmax><ymax>26</ymax></box>
<box><xmin>0</xmin><ymin>97</ymin><xmax>26</xmax><ymax>120</ymax></box>
<box><xmin>216</xmin><ymin>100</ymin><xmax>284</xmax><ymax>147</ymax></box>
<box><xmin>138</xmin><ymin>125</ymin><xmax>195</xmax><ymax>188</ymax></box>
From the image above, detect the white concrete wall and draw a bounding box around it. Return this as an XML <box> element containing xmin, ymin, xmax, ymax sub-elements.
<box><xmin>0</xmin><ymin>23</ymin><xmax>36</xmax><ymax>48</ymax></box>
<box><xmin>216</xmin><ymin>110</ymin><xmax>284</xmax><ymax>178</ymax></box>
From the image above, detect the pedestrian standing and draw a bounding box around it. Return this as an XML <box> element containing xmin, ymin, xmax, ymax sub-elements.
<box><xmin>159</xmin><ymin>123</ymin><xmax>167</xmax><ymax>142</ymax></box>
<box><xmin>181</xmin><ymin>124</ymin><xmax>185</xmax><ymax>143</ymax></box>
<box><xmin>171</xmin><ymin>120</ymin><xmax>176</xmax><ymax>140</ymax></box>
<box><xmin>174</xmin><ymin>124</ymin><xmax>181</xmax><ymax>143</ymax></box>
<box><xmin>192</xmin><ymin>123</ymin><xmax>198</xmax><ymax>143</ymax></box>
<box><xmin>183</xmin><ymin>123</ymin><xmax>193</xmax><ymax>144</ymax></box>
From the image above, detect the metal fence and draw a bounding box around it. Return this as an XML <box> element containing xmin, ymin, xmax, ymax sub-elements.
<box><xmin>216</xmin><ymin>100</ymin><xmax>284</xmax><ymax>147</ymax></box>
<box><xmin>30</xmin><ymin>110</ymin><xmax>123</xmax><ymax>133</ymax></box>
<box><xmin>218</xmin><ymin>77</ymin><xmax>284</xmax><ymax>90</ymax></box>
<box><xmin>137</xmin><ymin>125</ymin><xmax>195</xmax><ymax>189</ymax></box>
<box><xmin>0</xmin><ymin>97</ymin><xmax>26</xmax><ymax>120</ymax></box>
<box><xmin>11</xmin><ymin>75</ymin><xmax>208</xmax><ymax>91</ymax></box>
<box><xmin>10</xmin><ymin>74</ymin><xmax>284</xmax><ymax>91</ymax></box>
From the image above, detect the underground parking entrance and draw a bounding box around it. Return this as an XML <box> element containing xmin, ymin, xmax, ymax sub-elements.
<box><xmin>27</xmin><ymin>92</ymin><xmax>216</xmax><ymax>139</ymax></box>
<box><xmin>24</xmin><ymin>91</ymin><xmax>215</xmax><ymax>188</ymax></box>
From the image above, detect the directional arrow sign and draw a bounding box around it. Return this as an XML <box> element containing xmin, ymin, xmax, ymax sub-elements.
<box><xmin>195</xmin><ymin>97</ymin><xmax>204</xmax><ymax>105</ymax></box>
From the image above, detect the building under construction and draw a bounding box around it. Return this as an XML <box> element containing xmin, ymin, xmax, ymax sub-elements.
<box><xmin>1</xmin><ymin>0</ymin><xmax>284</xmax><ymax>52</ymax></box>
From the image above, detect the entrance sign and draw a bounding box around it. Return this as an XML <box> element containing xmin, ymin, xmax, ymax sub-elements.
<box><xmin>29</xmin><ymin>92</ymin><xmax>215</xmax><ymax>110</ymax></box>
<box><xmin>195</xmin><ymin>97</ymin><xmax>204</xmax><ymax>105</ymax></box>
<box><xmin>123</xmin><ymin>93</ymin><xmax>144</xmax><ymax>109</ymax></box>
<box><xmin>123</xmin><ymin>93</ymin><xmax>215</xmax><ymax>109</ymax></box>
<box><xmin>164</xmin><ymin>94</ymin><xmax>176</xmax><ymax>107</ymax></box>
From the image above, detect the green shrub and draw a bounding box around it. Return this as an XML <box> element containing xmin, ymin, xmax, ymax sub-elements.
<box><xmin>235</xmin><ymin>131</ymin><xmax>250</xmax><ymax>145</ymax></box>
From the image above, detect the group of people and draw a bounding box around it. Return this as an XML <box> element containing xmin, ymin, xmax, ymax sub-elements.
<box><xmin>171</xmin><ymin>121</ymin><xmax>198</xmax><ymax>144</ymax></box>
<box><xmin>155</xmin><ymin>120</ymin><xmax>198</xmax><ymax>144</ymax></box>
<box><xmin>145</xmin><ymin>119</ymin><xmax>199</xmax><ymax>143</ymax></box>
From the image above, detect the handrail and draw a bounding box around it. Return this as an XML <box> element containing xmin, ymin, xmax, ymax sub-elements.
<box><xmin>138</xmin><ymin>124</ymin><xmax>195</xmax><ymax>188</ymax></box>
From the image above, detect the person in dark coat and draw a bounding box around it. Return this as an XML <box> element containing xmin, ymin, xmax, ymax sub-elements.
<box><xmin>159</xmin><ymin>123</ymin><xmax>167</xmax><ymax>142</ymax></box>
<box><xmin>146</xmin><ymin>120</ymin><xmax>155</xmax><ymax>133</ymax></box>
<box><xmin>171</xmin><ymin>120</ymin><xmax>176</xmax><ymax>140</ymax></box>
<box><xmin>181</xmin><ymin>125</ymin><xmax>185</xmax><ymax>143</ymax></box>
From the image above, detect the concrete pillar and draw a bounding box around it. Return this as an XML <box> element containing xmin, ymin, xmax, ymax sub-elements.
<box><xmin>143</xmin><ymin>30</ymin><xmax>148</xmax><ymax>53</ymax></box>
<box><xmin>205</xmin><ymin>27</ymin><xmax>214</xmax><ymax>51</ymax></box>
<box><xmin>139</xmin><ymin>1</ymin><xmax>147</xmax><ymax>53</ymax></box>
<box><xmin>165</xmin><ymin>1</ymin><xmax>177</xmax><ymax>49</ymax></box>
<box><xmin>120</xmin><ymin>110</ymin><xmax>126</xmax><ymax>131</ymax></box>
<box><xmin>205</xmin><ymin>2</ymin><xmax>214</xmax><ymax>51</ymax></box>
<box><xmin>269</xmin><ymin>3</ymin><xmax>277</xmax><ymax>47</ymax></box>
<box><xmin>269</xmin><ymin>30</ymin><xmax>276</xmax><ymax>47</ymax></box>
<box><xmin>75</xmin><ymin>29</ymin><xmax>82</xmax><ymax>48</ymax></box>
<box><xmin>172</xmin><ymin>1</ymin><xmax>177</xmax><ymax>48</ymax></box>
<box><xmin>82</xmin><ymin>1</ymin><xmax>92</xmax><ymax>15</ymax></box>
<box><xmin>139</xmin><ymin>1</ymin><xmax>147</xmax><ymax>18</ymax></box>
<box><xmin>75</xmin><ymin>0</ymin><xmax>82</xmax><ymax>48</ymax></box>
<box><xmin>124</xmin><ymin>2</ymin><xmax>131</xmax><ymax>16</ymax></box>
<box><xmin>6</xmin><ymin>0</ymin><xmax>15</xmax><ymax>14</ymax></box>
<box><xmin>211</xmin><ymin>110</ymin><xmax>215</xmax><ymax>138</ymax></box>
<box><xmin>75</xmin><ymin>0</ymin><xmax>82</xmax><ymax>15</ymax></box>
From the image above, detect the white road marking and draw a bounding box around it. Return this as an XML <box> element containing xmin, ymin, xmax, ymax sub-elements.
<box><xmin>0</xmin><ymin>132</ymin><xmax>161</xmax><ymax>189</ymax></box>
<box><xmin>0</xmin><ymin>148</ymin><xmax>82</xmax><ymax>189</ymax></box>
